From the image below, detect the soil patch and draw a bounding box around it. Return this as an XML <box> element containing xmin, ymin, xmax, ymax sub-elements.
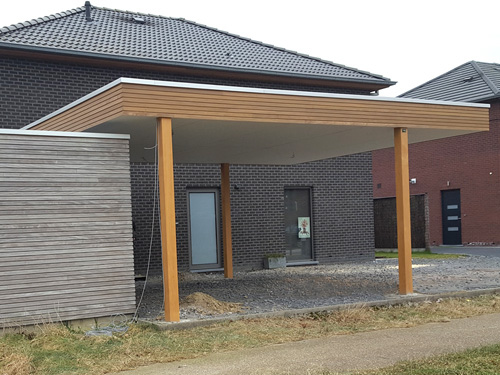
<box><xmin>180</xmin><ymin>292</ymin><xmax>243</xmax><ymax>315</ymax></box>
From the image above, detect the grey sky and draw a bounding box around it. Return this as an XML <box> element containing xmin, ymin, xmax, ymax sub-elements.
<box><xmin>1</xmin><ymin>0</ymin><xmax>499</xmax><ymax>97</ymax></box>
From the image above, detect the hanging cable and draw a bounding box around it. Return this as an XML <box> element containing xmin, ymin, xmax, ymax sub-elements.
<box><xmin>133</xmin><ymin>128</ymin><xmax>159</xmax><ymax>321</ymax></box>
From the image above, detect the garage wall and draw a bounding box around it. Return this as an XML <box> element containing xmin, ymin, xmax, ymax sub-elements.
<box><xmin>0</xmin><ymin>130</ymin><xmax>135</xmax><ymax>327</ymax></box>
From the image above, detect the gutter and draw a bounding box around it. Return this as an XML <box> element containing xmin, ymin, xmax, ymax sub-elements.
<box><xmin>0</xmin><ymin>42</ymin><xmax>397</xmax><ymax>89</ymax></box>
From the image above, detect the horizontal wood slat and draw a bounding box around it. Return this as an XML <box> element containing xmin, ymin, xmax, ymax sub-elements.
<box><xmin>0</xmin><ymin>224</ymin><xmax>131</xmax><ymax>235</ymax></box>
<box><xmin>30</xmin><ymin>82</ymin><xmax>489</xmax><ymax>133</ymax></box>
<box><xmin>33</xmin><ymin>85</ymin><xmax>124</xmax><ymax>132</ymax></box>
<box><xmin>0</xmin><ymin>298</ymin><xmax>135</xmax><ymax>325</ymax></box>
<box><xmin>0</xmin><ymin>275</ymin><xmax>134</xmax><ymax>293</ymax></box>
<box><xmin>0</xmin><ymin>267</ymin><xmax>134</xmax><ymax>283</ymax></box>
<box><xmin>0</xmin><ymin>221</ymin><xmax>132</xmax><ymax>232</ymax></box>
<box><xmin>0</xmin><ymin>132</ymin><xmax>135</xmax><ymax>327</ymax></box>
<box><xmin>0</xmin><ymin>247</ymin><xmax>133</xmax><ymax>259</ymax></box>
<box><xmin>0</xmin><ymin>131</ymin><xmax>126</xmax><ymax>144</ymax></box>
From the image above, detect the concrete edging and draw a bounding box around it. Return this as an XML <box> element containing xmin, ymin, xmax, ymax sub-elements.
<box><xmin>145</xmin><ymin>287</ymin><xmax>500</xmax><ymax>331</ymax></box>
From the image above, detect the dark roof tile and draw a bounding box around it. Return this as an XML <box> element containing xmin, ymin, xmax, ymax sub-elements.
<box><xmin>0</xmin><ymin>4</ymin><xmax>393</xmax><ymax>86</ymax></box>
<box><xmin>399</xmin><ymin>61</ymin><xmax>500</xmax><ymax>102</ymax></box>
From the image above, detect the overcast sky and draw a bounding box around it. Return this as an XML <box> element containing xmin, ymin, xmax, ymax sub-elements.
<box><xmin>1</xmin><ymin>0</ymin><xmax>499</xmax><ymax>97</ymax></box>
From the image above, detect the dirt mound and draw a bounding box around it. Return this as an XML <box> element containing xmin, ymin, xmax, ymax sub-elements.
<box><xmin>180</xmin><ymin>292</ymin><xmax>242</xmax><ymax>315</ymax></box>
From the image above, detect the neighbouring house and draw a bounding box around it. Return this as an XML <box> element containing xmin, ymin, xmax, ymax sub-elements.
<box><xmin>372</xmin><ymin>61</ymin><xmax>500</xmax><ymax>246</ymax></box>
<box><xmin>0</xmin><ymin>3</ymin><xmax>489</xmax><ymax>325</ymax></box>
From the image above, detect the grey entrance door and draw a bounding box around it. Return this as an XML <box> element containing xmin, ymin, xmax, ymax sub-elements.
<box><xmin>441</xmin><ymin>189</ymin><xmax>462</xmax><ymax>245</ymax></box>
<box><xmin>187</xmin><ymin>190</ymin><xmax>221</xmax><ymax>270</ymax></box>
<box><xmin>284</xmin><ymin>188</ymin><xmax>313</xmax><ymax>262</ymax></box>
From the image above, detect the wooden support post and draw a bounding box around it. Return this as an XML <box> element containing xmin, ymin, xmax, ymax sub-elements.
<box><xmin>221</xmin><ymin>163</ymin><xmax>234</xmax><ymax>279</ymax></box>
<box><xmin>394</xmin><ymin>128</ymin><xmax>413</xmax><ymax>294</ymax></box>
<box><xmin>157</xmin><ymin>117</ymin><xmax>180</xmax><ymax>321</ymax></box>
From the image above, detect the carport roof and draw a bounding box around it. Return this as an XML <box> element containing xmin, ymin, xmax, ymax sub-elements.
<box><xmin>23</xmin><ymin>78</ymin><xmax>490</xmax><ymax>164</ymax></box>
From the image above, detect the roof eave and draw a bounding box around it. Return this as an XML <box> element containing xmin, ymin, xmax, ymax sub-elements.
<box><xmin>477</xmin><ymin>93</ymin><xmax>500</xmax><ymax>103</ymax></box>
<box><xmin>0</xmin><ymin>42</ymin><xmax>396</xmax><ymax>90</ymax></box>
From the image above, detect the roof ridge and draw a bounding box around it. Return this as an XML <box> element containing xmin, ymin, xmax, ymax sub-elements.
<box><xmin>398</xmin><ymin>61</ymin><xmax>475</xmax><ymax>98</ymax></box>
<box><xmin>178</xmin><ymin>17</ymin><xmax>392</xmax><ymax>82</ymax></box>
<box><xmin>96</xmin><ymin>5</ymin><xmax>179</xmax><ymax>19</ymax></box>
<box><xmin>0</xmin><ymin>6</ymin><xmax>85</xmax><ymax>34</ymax></box>
<box><xmin>471</xmin><ymin>61</ymin><xmax>500</xmax><ymax>95</ymax></box>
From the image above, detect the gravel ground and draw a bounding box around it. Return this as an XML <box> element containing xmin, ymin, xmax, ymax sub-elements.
<box><xmin>135</xmin><ymin>255</ymin><xmax>500</xmax><ymax>321</ymax></box>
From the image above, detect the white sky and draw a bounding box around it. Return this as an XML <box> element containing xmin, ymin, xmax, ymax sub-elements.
<box><xmin>1</xmin><ymin>0</ymin><xmax>499</xmax><ymax>97</ymax></box>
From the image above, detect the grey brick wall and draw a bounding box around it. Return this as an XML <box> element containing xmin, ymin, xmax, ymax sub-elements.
<box><xmin>1</xmin><ymin>55</ymin><xmax>375</xmax><ymax>274</ymax></box>
<box><xmin>131</xmin><ymin>156</ymin><xmax>374</xmax><ymax>274</ymax></box>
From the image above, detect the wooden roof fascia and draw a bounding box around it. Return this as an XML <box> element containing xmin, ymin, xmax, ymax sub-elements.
<box><xmin>26</xmin><ymin>79</ymin><xmax>490</xmax><ymax>133</ymax></box>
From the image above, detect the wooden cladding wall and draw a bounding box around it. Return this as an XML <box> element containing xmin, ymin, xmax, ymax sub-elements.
<box><xmin>0</xmin><ymin>132</ymin><xmax>135</xmax><ymax>327</ymax></box>
<box><xmin>30</xmin><ymin>82</ymin><xmax>490</xmax><ymax>133</ymax></box>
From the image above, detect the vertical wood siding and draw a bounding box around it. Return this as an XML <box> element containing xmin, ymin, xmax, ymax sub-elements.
<box><xmin>0</xmin><ymin>132</ymin><xmax>135</xmax><ymax>327</ymax></box>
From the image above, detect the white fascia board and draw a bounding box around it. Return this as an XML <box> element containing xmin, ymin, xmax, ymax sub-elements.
<box><xmin>120</xmin><ymin>78</ymin><xmax>490</xmax><ymax>108</ymax></box>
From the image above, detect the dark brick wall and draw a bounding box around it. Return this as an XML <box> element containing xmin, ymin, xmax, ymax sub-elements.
<box><xmin>372</xmin><ymin>101</ymin><xmax>500</xmax><ymax>245</ymax></box>
<box><xmin>132</xmin><ymin>155</ymin><xmax>374</xmax><ymax>274</ymax></box>
<box><xmin>1</xmin><ymin>55</ymin><xmax>375</xmax><ymax>274</ymax></box>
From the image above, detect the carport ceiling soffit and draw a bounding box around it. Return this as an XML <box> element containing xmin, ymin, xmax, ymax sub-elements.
<box><xmin>24</xmin><ymin>78</ymin><xmax>490</xmax><ymax>164</ymax></box>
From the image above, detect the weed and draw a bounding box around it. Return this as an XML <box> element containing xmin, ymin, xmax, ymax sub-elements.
<box><xmin>1</xmin><ymin>294</ymin><xmax>499</xmax><ymax>374</ymax></box>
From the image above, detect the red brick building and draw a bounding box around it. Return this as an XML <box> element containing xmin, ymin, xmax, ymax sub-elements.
<box><xmin>372</xmin><ymin>61</ymin><xmax>500</xmax><ymax>245</ymax></box>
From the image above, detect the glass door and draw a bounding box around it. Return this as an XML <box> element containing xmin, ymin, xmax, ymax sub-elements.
<box><xmin>284</xmin><ymin>188</ymin><xmax>313</xmax><ymax>262</ymax></box>
<box><xmin>187</xmin><ymin>190</ymin><xmax>221</xmax><ymax>270</ymax></box>
<box><xmin>441</xmin><ymin>189</ymin><xmax>462</xmax><ymax>245</ymax></box>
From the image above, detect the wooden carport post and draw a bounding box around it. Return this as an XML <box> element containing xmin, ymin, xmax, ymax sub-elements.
<box><xmin>394</xmin><ymin>128</ymin><xmax>413</xmax><ymax>294</ymax></box>
<box><xmin>221</xmin><ymin>163</ymin><xmax>234</xmax><ymax>278</ymax></box>
<box><xmin>157</xmin><ymin>117</ymin><xmax>180</xmax><ymax>321</ymax></box>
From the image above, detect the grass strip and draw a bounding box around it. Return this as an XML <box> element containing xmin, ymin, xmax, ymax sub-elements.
<box><xmin>1</xmin><ymin>294</ymin><xmax>499</xmax><ymax>375</ymax></box>
<box><xmin>375</xmin><ymin>251</ymin><xmax>463</xmax><ymax>259</ymax></box>
<box><xmin>351</xmin><ymin>342</ymin><xmax>500</xmax><ymax>375</ymax></box>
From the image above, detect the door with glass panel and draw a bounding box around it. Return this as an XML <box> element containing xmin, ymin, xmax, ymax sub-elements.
<box><xmin>284</xmin><ymin>188</ymin><xmax>313</xmax><ymax>262</ymax></box>
<box><xmin>187</xmin><ymin>190</ymin><xmax>221</xmax><ymax>270</ymax></box>
<box><xmin>441</xmin><ymin>189</ymin><xmax>462</xmax><ymax>245</ymax></box>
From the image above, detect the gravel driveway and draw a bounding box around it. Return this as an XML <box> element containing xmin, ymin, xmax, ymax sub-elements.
<box><xmin>135</xmin><ymin>255</ymin><xmax>500</xmax><ymax>321</ymax></box>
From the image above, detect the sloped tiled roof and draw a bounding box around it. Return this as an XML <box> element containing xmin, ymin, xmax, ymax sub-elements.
<box><xmin>399</xmin><ymin>61</ymin><xmax>500</xmax><ymax>102</ymax></box>
<box><xmin>0</xmin><ymin>4</ymin><xmax>394</xmax><ymax>86</ymax></box>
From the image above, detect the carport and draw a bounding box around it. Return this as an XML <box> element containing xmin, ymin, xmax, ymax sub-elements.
<box><xmin>24</xmin><ymin>77</ymin><xmax>490</xmax><ymax>322</ymax></box>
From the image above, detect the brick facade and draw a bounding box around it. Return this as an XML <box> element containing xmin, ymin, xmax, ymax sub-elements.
<box><xmin>1</xmin><ymin>55</ymin><xmax>375</xmax><ymax>274</ymax></box>
<box><xmin>372</xmin><ymin>100</ymin><xmax>500</xmax><ymax>245</ymax></box>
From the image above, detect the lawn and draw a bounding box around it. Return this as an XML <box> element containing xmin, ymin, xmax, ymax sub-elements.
<box><xmin>375</xmin><ymin>250</ymin><xmax>463</xmax><ymax>259</ymax></box>
<box><xmin>354</xmin><ymin>343</ymin><xmax>500</xmax><ymax>374</ymax></box>
<box><xmin>1</xmin><ymin>294</ymin><xmax>500</xmax><ymax>375</ymax></box>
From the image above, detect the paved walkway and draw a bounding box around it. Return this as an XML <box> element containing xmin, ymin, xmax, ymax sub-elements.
<box><xmin>115</xmin><ymin>312</ymin><xmax>500</xmax><ymax>375</ymax></box>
